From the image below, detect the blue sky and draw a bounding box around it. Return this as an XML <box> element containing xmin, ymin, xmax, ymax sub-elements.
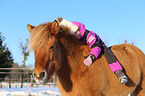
<box><xmin>0</xmin><ymin>0</ymin><xmax>145</xmax><ymax>67</ymax></box>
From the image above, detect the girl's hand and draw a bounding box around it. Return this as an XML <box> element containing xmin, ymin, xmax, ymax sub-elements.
<box><xmin>84</xmin><ymin>54</ymin><xmax>95</xmax><ymax>66</ymax></box>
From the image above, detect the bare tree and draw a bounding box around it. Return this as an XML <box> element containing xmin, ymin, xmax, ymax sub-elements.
<box><xmin>20</xmin><ymin>38</ymin><xmax>30</xmax><ymax>67</ymax></box>
<box><xmin>124</xmin><ymin>40</ymin><xmax>134</xmax><ymax>45</ymax></box>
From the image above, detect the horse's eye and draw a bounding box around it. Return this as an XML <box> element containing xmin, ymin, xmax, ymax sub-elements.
<box><xmin>49</xmin><ymin>46</ymin><xmax>54</xmax><ymax>49</ymax></box>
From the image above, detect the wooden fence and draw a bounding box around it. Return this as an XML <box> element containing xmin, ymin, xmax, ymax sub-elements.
<box><xmin>0</xmin><ymin>68</ymin><xmax>57</xmax><ymax>88</ymax></box>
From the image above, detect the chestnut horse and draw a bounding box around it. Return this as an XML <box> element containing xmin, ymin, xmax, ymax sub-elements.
<box><xmin>27</xmin><ymin>20</ymin><xmax>145</xmax><ymax>96</ymax></box>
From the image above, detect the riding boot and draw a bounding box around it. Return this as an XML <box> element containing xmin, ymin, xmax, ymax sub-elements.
<box><xmin>114</xmin><ymin>70</ymin><xmax>128</xmax><ymax>84</ymax></box>
<box><xmin>109</xmin><ymin>61</ymin><xmax>128</xmax><ymax>84</ymax></box>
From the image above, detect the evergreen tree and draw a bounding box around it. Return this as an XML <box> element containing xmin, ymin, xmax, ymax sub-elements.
<box><xmin>0</xmin><ymin>32</ymin><xmax>13</xmax><ymax>81</ymax></box>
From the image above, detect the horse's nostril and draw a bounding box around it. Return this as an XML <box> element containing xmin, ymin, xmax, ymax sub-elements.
<box><xmin>41</xmin><ymin>71</ymin><xmax>45</xmax><ymax>78</ymax></box>
<box><xmin>40</xmin><ymin>71</ymin><xmax>47</xmax><ymax>79</ymax></box>
<box><xmin>33</xmin><ymin>71</ymin><xmax>47</xmax><ymax>81</ymax></box>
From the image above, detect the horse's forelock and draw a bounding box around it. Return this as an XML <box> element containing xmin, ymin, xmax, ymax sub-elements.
<box><xmin>29</xmin><ymin>23</ymin><xmax>50</xmax><ymax>51</ymax></box>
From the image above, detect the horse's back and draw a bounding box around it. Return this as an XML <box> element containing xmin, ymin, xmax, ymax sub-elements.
<box><xmin>111</xmin><ymin>44</ymin><xmax>144</xmax><ymax>72</ymax></box>
<box><xmin>110</xmin><ymin>44</ymin><xmax>145</xmax><ymax>95</ymax></box>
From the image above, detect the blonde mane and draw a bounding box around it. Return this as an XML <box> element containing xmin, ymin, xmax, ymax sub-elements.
<box><xmin>29</xmin><ymin>22</ymin><xmax>72</xmax><ymax>51</ymax></box>
<box><xmin>29</xmin><ymin>23</ymin><xmax>50</xmax><ymax>51</ymax></box>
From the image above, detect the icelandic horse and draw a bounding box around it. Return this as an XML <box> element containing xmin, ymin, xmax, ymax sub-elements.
<box><xmin>27</xmin><ymin>20</ymin><xmax>145</xmax><ymax>96</ymax></box>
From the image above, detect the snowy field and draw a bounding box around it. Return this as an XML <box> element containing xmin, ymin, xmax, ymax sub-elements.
<box><xmin>0</xmin><ymin>86</ymin><xmax>61</xmax><ymax>96</ymax></box>
<box><xmin>0</xmin><ymin>86</ymin><xmax>132</xmax><ymax>96</ymax></box>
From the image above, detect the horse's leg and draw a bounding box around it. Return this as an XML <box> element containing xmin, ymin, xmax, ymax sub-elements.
<box><xmin>131</xmin><ymin>83</ymin><xmax>142</xmax><ymax>96</ymax></box>
<box><xmin>132</xmin><ymin>77</ymin><xmax>145</xmax><ymax>96</ymax></box>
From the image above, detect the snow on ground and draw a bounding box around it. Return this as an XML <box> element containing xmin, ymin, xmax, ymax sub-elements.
<box><xmin>0</xmin><ymin>86</ymin><xmax>61</xmax><ymax>96</ymax></box>
<box><xmin>0</xmin><ymin>86</ymin><xmax>132</xmax><ymax>96</ymax></box>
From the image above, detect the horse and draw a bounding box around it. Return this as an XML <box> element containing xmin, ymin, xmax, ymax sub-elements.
<box><xmin>27</xmin><ymin>20</ymin><xmax>145</xmax><ymax>96</ymax></box>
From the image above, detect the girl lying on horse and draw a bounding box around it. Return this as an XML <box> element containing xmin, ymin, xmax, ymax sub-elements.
<box><xmin>56</xmin><ymin>17</ymin><xmax>128</xmax><ymax>84</ymax></box>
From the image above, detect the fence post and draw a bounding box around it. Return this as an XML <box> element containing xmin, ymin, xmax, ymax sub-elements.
<box><xmin>30</xmin><ymin>75</ymin><xmax>33</xmax><ymax>87</ymax></box>
<box><xmin>21</xmin><ymin>70</ymin><xmax>24</xmax><ymax>88</ymax></box>
<box><xmin>9</xmin><ymin>72</ymin><xmax>11</xmax><ymax>88</ymax></box>
<box><xmin>53</xmin><ymin>75</ymin><xmax>56</xmax><ymax>87</ymax></box>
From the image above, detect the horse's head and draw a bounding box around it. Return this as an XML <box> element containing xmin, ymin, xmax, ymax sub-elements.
<box><xmin>27</xmin><ymin>20</ymin><xmax>62</xmax><ymax>84</ymax></box>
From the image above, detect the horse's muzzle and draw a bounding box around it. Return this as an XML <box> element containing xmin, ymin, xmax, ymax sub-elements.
<box><xmin>33</xmin><ymin>70</ymin><xmax>48</xmax><ymax>84</ymax></box>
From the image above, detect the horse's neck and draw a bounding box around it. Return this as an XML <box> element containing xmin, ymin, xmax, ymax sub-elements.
<box><xmin>56</xmin><ymin>35</ymin><xmax>90</xmax><ymax>91</ymax></box>
<box><xmin>58</xmin><ymin>35</ymin><xmax>83</xmax><ymax>60</ymax></box>
<box><xmin>57</xmin><ymin>35</ymin><xmax>90</xmax><ymax>73</ymax></box>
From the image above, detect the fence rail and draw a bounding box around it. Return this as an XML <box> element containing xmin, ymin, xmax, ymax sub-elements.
<box><xmin>0</xmin><ymin>68</ymin><xmax>56</xmax><ymax>88</ymax></box>
<box><xmin>0</xmin><ymin>68</ymin><xmax>33</xmax><ymax>70</ymax></box>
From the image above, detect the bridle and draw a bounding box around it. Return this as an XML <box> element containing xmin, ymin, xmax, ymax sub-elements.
<box><xmin>49</xmin><ymin>45</ymin><xmax>55</xmax><ymax>62</ymax></box>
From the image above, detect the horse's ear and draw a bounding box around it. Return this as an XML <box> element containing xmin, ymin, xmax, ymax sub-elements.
<box><xmin>50</xmin><ymin>20</ymin><xmax>59</xmax><ymax>35</ymax></box>
<box><xmin>27</xmin><ymin>24</ymin><xmax>35</xmax><ymax>33</ymax></box>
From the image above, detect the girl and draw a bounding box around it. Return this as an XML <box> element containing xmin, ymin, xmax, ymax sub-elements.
<box><xmin>56</xmin><ymin>17</ymin><xmax>128</xmax><ymax>84</ymax></box>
